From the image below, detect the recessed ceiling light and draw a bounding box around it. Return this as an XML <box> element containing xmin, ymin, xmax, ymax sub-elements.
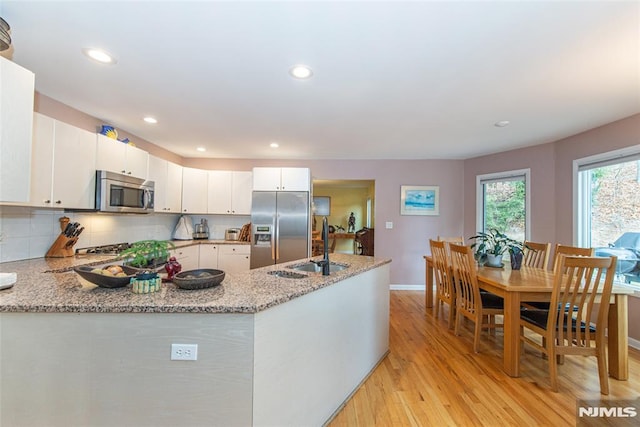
<box><xmin>82</xmin><ymin>48</ymin><xmax>117</xmax><ymax>64</ymax></box>
<box><xmin>143</xmin><ymin>117</ymin><xmax>157</xmax><ymax>124</ymax></box>
<box><xmin>196</xmin><ymin>147</ymin><xmax>206</xmax><ymax>152</ymax></box>
<box><xmin>270</xmin><ymin>142</ymin><xmax>279</xmax><ymax>148</ymax></box>
<box><xmin>289</xmin><ymin>65</ymin><xmax>313</xmax><ymax>79</ymax></box>
<box><xmin>494</xmin><ymin>120</ymin><xmax>510</xmax><ymax>127</ymax></box>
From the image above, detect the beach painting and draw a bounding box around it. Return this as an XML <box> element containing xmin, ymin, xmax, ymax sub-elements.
<box><xmin>400</xmin><ymin>185</ymin><xmax>439</xmax><ymax>216</ymax></box>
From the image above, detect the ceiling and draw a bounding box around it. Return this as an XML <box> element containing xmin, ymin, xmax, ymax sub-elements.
<box><xmin>2</xmin><ymin>1</ymin><xmax>639</xmax><ymax>160</ymax></box>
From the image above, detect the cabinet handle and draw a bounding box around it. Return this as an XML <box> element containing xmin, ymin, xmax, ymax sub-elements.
<box><xmin>127</xmin><ymin>171</ymin><xmax>132</xmax><ymax>175</ymax></box>
<box><xmin>44</xmin><ymin>200</ymin><xmax>51</xmax><ymax>204</ymax></box>
<box><xmin>55</xmin><ymin>200</ymin><xmax>62</xmax><ymax>204</ymax></box>
<box><xmin>121</xmin><ymin>170</ymin><xmax>126</xmax><ymax>174</ymax></box>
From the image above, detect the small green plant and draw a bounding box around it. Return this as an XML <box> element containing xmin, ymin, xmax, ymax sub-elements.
<box><xmin>117</xmin><ymin>240</ymin><xmax>175</xmax><ymax>268</ymax></box>
<box><xmin>469</xmin><ymin>229</ymin><xmax>525</xmax><ymax>257</ymax></box>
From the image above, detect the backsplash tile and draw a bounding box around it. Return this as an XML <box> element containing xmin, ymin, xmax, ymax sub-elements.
<box><xmin>0</xmin><ymin>206</ymin><xmax>251</xmax><ymax>263</ymax></box>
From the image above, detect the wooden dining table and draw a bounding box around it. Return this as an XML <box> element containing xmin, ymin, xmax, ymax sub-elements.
<box><xmin>424</xmin><ymin>255</ymin><xmax>632</xmax><ymax>380</ymax></box>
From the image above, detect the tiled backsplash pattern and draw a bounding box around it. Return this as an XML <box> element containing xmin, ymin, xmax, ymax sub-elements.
<box><xmin>0</xmin><ymin>206</ymin><xmax>249</xmax><ymax>263</ymax></box>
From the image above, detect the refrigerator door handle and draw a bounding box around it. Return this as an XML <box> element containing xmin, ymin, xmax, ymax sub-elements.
<box><xmin>275</xmin><ymin>213</ymin><xmax>280</xmax><ymax>261</ymax></box>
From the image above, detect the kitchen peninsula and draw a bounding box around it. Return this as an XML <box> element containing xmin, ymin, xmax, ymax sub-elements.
<box><xmin>0</xmin><ymin>251</ymin><xmax>390</xmax><ymax>426</ymax></box>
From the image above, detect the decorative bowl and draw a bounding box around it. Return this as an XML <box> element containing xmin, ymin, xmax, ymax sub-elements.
<box><xmin>173</xmin><ymin>269</ymin><xmax>225</xmax><ymax>290</ymax></box>
<box><xmin>74</xmin><ymin>265</ymin><xmax>139</xmax><ymax>288</ymax></box>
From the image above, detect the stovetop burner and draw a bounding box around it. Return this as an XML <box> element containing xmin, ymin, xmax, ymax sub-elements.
<box><xmin>75</xmin><ymin>242</ymin><xmax>131</xmax><ymax>255</ymax></box>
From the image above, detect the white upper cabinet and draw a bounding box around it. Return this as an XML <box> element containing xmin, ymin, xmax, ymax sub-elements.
<box><xmin>148</xmin><ymin>155</ymin><xmax>183</xmax><ymax>213</ymax></box>
<box><xmin>30</xmin><ymin>113</ymin><xmax>55</xmax><ymax>207</ymax></box>
<box><xmin>96</xmin><ymin>133</ymin><xmax>148</xmax><ymax>179</ymax></box>
<box><xmin>0</xmin><ymin>57</ymin><xmax>35</xmax><ymax>202</ymax></box>
<box><xmin>207</xmin><ymin>171</ymin><xmax>252</xmax><ymax>215</ymax></box>
<box><xmin>166</xmin><ymin>161</ymin><xmax>183</xmax><ymax>213</ymax></box>
<box><xmin>31</xmin><ymin>113</ymin><xmax>97</xmax><ymax>209</ymax></box>
<box><xmin>181</xmin><ymin>167</ymin><xmax>208</xmax><ymax>214</ymax></box>
<box><xmin>252</xmin><ymin>167</ymin><xmax>310</xmax><ymax>191</ymax></box>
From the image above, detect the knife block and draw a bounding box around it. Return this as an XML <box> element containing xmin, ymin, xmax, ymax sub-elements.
<box><xmin>45</xmin><ymin>216</ymin><xmax>77</xmax><ymax>258</ymax></box>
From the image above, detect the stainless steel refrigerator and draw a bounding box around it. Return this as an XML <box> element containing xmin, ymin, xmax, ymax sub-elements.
<box><xmin>250</xmin><ymin>191</ymin><xmax>310</xmax><ymax>269</ymax></box>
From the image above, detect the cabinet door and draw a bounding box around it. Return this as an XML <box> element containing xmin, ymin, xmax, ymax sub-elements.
<box><xmin>207</xmin><ymin>170</ymin><xmax>233</xmax><ymax>214</ymax></box>
<box><xmin>125</xmin><ymin>144</ymin><xmax>148</xmax><ymax>179</ymax></box>
<box><xmin>52</xmin><ymin>121</ymin><xmax>97</xmax><ymax>209</ymax></box>
<box><xmin>280</xmin><ymin>168</ymin><xmax>310</xmax><ymax>191</ymax></box>
<box><xmin>181</xmin><ymin>167</ymin><xmax>208</xmax><ymax>213</ymax></box>
<box><xmin>198</xmin><ymin>244</ymin><xmax>219</xmax><ymax>269</ymax></box>
<box><xmin>147</xmin><ymin>155</ymin><xmax>168</xmax><ymax>212</ymax></box>
<box><xmin>165</xmin><ymin>161</ymin><xmax>183</xmax><ymax>213</ymax></box>
<box><xmin>171</xmin><ymin>245</ymin><xmax>199</xmax><ymax>272</ymax></box>
<box><xmin>252</xmin><ymin>167</ymin><xmax>281</xmax><ymax>191</ymax></box>
<box><xmin>96</xmin><ymin>134</ymin><xmax>126</xmax><ymax>174</ymax></box>
<box><xmin>30</xmin><ymin>113</ymin><xmax>55</xmax><ymax>207</ymax></box>
<box><xmin>0</xmin><ymin>57</ymin><xmax>35</xmax><ymax>202</ymax></box>
<box><xmin>231</xmin><ymin>171</ymin><xmax>252</xmax><ymax>215</ymax></box>
<box><xmin>218</xmin><ymin>245</ymin><xmax>250</xmax><ymax>273</ymax></box>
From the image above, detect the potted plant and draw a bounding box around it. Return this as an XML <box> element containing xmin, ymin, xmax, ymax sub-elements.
<box><xmin>117</xmin><ymin>240</ymin><xmax>175</xmax><ymax>293</ymax></box>
<box><xmin>117</xmin><ymin>240</ymin><xmax>175</xmax><ymax>270</ymax></box>
<box><xmin>469</xmin><ymin>229</ymin><xmax>526</xmax><ymax>269</ymax></box>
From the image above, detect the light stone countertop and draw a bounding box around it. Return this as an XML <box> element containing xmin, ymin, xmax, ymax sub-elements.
<box><xmin>0</xmin><ymin>240</ymin><xmax>391</xmax><ymax>314</ymax></box>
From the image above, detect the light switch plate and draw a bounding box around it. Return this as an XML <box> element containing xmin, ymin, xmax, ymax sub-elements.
<box><xmin>385</xmin><ymin>222</ymin><xmax>393</xmax><ymax>229</ymax></box>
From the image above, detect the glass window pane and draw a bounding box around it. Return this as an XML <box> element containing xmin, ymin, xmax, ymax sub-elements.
<box><xmin>579</xmin><ymin>159</ymin><xmax>640</xmax><ymax>285</ymax></box>
<box><xmin>482</xmin><ymin>179</ymin><xmax>526</xmax><ymax>242</ymax></box>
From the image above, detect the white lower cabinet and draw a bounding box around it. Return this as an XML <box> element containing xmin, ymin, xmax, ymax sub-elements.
<box><xmin>195</xmin><ymin>244</ymin><xmax>250</xmax><ymax>273</ymax></box>
<box><xmin>198</xmin><ymin>244</ymin><xmax>219</xmax><ymax>269</ymax></box>
<box><xmin>173</xmin><ymin>244</ymin><xmax>250</xmax><ymax>273</ymax></box>
<box><xmin>217</xmin><ymin>245</ymin><xmax>251</xmax><ymax>273</ymax></box>
<box><xmin>170</xmin><ymin>245</ymin><xmax>199</xmax><ymax>272</ymax></box>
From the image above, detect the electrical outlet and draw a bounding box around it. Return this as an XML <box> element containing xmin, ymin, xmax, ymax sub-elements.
<box><xmin>171</xmin><ymin>343</ymin><xmax>198</xmax><ymax>361</ymax></box>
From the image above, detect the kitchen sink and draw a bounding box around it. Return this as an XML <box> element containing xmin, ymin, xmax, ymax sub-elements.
<box><xmin>288</xmin><ymin>261</ymin><xmax>349</xmax><ymax>273</ymax></box>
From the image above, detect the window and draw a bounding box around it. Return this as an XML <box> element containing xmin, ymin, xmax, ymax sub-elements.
<box><xmin>575</xmin><ymin>146</ymin><xmax>640</xmax><ymax>286</ymax></box>
<box><xmin>476</xmin><ymin>169</ymin><xmax>530</xmax><ymax>242</ymax></box>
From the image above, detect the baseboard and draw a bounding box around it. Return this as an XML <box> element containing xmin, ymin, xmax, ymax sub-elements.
<box><xmin>390</xmin><ymin>284</ymin><xmax>424</xmax><ymax>291</ymax></box>
<box><xmin>629</xmin><ymin>336</ymin><xmax>640</xmax><ymax>351</ymax></box>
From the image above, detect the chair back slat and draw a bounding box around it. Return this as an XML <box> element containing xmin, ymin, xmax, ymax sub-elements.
<box><xmin>523</xmin><ymin>241</ymin><xmax>551</xmax><ymax>269</ymax></box>
<box><xmin>549</xmin><ymin>255</ymin><xmax>617</xmax><ymax>349</ymax></box>
<box><xmin>430</xmin><ymin>239</ymin><xmax>455</xmax><ymax>302</ymax></box>
<box><xmin>552</xmin><ymin>244</ymin><xmax>594</xmax><ymax>273</ymax></box>
<box><xmin>449</xmin><ymin>243</ymin><xmax>480</xmax><ymax>317</ymax></box>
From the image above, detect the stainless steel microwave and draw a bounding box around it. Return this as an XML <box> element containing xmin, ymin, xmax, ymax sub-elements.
<box><xmin>95</xmin><ymin>170</ymin><xmax>154</xmax><ymax>213</ymax></box>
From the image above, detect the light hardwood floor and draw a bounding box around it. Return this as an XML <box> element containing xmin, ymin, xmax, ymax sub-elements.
<box><xmin>328</xmin><ymin>290</ymin><xmax>640</xmax><ymax>426</ymax></box>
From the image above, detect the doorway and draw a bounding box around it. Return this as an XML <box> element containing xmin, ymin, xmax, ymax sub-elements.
<box><xmin>312</xmin><ymin>179</ymin><xmax>375</xmax><ymax>254</ymax></box>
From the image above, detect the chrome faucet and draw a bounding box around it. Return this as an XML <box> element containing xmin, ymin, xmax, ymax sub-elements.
<box><xmin>312</xmin><ymin>216</ymin><xmax>331</xmax><ymax>275</ymax></box>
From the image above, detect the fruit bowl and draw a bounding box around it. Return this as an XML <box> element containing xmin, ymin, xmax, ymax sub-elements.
<box><xmin>74</xmin><ymin>265</ymin><xmax>139</xmax><ymax>288</ymax></box>
<box><xmin>173</xmin><ymin>269</ymin><xmax>225</xmax><ymax>290</ymax></box>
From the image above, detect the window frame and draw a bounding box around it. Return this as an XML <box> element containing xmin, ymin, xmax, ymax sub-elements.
<box><xmin>475</xmin><ymin>168</ymin><xmax>531</xmax><ymax>240</ymax></box>
<box><xmin>573</xmin><ymin>144</ymin><xmax>640</xmax><ymax>246</ymax></box>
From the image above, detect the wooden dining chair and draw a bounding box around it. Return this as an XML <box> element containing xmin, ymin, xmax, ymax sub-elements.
<box><xmin>429</xmin><ymin>239</ymin><xmax>456</xmax><ymax>328</ymax></box>
<box><xmin>519</xmin><ymin>255</ymin><xmax>617</xmax><ymax>394</ymax></box>
<box><xmin>552</xmin><ymin>244</ymin><xmax>595</xmax><ymax>273</ymax></box>
<box><xmin>523</xmin><ymin>241</ymin><xmax>551</xmax><ymax>270</ymax></box>
<box><xmin>448</xmin><ymin>243</ymin><xmax>504</xmax><ymax>353</ymax></box>
<box><xmin>523</xmin><ymin>244</ymin><xmax>595</xmax><ymax>310</ymax></box>
<box><xmin>437</xmin><ymin>236</ymin><xmax>464</xmax><ymax>244</ymax></box>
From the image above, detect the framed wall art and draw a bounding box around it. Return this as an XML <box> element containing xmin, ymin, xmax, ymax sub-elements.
<box><xmin>400</xmin><ymin>185</ymin><xmax>439</xmax><ymax>216</ymax></box>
